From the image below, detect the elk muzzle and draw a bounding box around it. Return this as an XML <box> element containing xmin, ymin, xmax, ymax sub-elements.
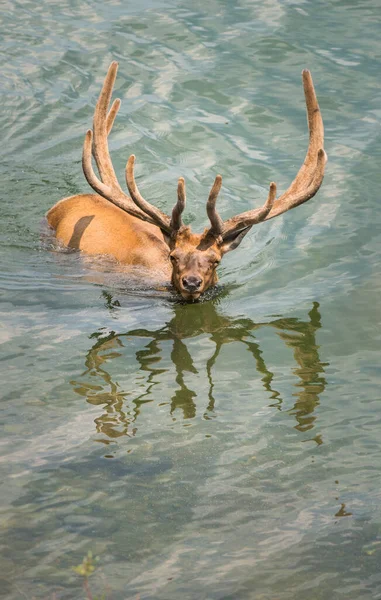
<box><xmin>182</xmin><ymin>275</ymin><xmax>202</xmax><ymax>293</ymax></box>
<box><xmin>178</xmin><ymin>274</ymin><xmax>204</xmax><ymax>301</ymax></box>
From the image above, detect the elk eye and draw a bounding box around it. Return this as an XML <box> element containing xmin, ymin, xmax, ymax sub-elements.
<box><xmin>170</xmin><ymin>255</ymin><xmax>177</xmax><ymax>263</ymax></box>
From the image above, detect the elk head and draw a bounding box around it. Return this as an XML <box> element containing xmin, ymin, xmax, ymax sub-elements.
<box><xmin>82</xmin><ymin>62</ymin><xmax>327</xmax><ymax>301</ymax></box>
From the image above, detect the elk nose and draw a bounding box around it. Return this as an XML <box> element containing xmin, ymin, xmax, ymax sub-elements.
<box><xmin>182</xmin><ymin>276</ymin><xmax>202</xmax><ymax>292</ymax></box>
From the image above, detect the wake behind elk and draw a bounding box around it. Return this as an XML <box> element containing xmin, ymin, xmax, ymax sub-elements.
<box><xmin>47</xmin><ymin>62</ymin><xmax>327</xmax><ymax>301</ymax></box>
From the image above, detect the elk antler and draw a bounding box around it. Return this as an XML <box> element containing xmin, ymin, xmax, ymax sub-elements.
<box><xmin>125</xmin><ymin>155</ymin><xmax>186</xmax><ymax>233</ymax></box>
<box><xmin>171</xmin><ymin>177</ymin><xmax>186</xmax><ymax>231</ymax></box>
<box><xmin>206</xmin><ymin>69</ymin><xmax>327</xmax><ymax>240</ymax></box>
<box><xmin>82</xmin><ymin>62</ymin><xmax>185</xmax><ymax>234</ymax></box>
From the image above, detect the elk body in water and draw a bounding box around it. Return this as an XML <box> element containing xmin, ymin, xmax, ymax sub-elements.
<box><xmin>47</xmin><ymin>62</ymin><xmax>327</xmax><ymax>301</ymax></box>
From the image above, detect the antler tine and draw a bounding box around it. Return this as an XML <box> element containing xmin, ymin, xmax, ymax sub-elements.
<box><xmin>264</xmin><ymin>69</ymin><xmax>327</xmax><ymax>220</ymax></box>
<box><xmin>91</xmin><ymin>61</ymin><xmax>122</xmax><ymax>189</ymax></box>
<box><xmin>170</xmin><ymin>177</ymin><xmax>186</xmax><ymax>231</ymax></box>
<box><xmin>83</xmin><ymin>130</ymin><xmax>159</xmax><ymax>224</ymax></box>
<box><xmin>207</xmin><ymin>175</ymin><xmax>224</xmax><ymax>236</ymax></box>
<box><xmin>106</xmin><ymin>98</ymin><xmax>121</xmax><ymax>135</ymax></box>
<box><xmin>125</xmin><ymin>155</ymin><xmax>172</xmax><ymax>233</ymax></box>
<box><xmin>219</xmin><ymin>182</ymin><xmax>276</xmax><ymax>239</ymax></box>
<box><xmin>267</xmin><ymin>148</ymin><xmax>326</xmax><ymax>217</ymax></box>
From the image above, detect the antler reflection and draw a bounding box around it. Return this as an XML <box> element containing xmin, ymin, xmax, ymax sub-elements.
<box><xmin>71</xmin><ymin>301</ymin><xmax>327</xmax><ymax>442</ymax></box>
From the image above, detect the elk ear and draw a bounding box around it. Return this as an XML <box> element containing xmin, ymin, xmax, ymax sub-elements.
<box><xmin>161</xmin><ymin>231</ymin><xmax>172</xmax><ymax>247</ymax></box>
<box><xmin>219</xmin><ymin>226</ymin><xmax>251</xmax><ymax>254</ymax></box>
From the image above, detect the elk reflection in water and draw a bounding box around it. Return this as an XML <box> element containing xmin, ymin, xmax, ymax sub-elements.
<box><xmin>71</xmin><ymin>300</ymin><xmax>327</xmax><ymax>443</ymax></box>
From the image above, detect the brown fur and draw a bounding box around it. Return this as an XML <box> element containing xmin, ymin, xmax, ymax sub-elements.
<box><xmin>46</xmin><ymin>194</ymin><xmax>225</xmax><ymax>299</ymax></box>
<box><xmin>46</xmin><ymin>65</ymin><xmax>327</xmax><ymax>302</ymax></box>
<box><xmin>169</xmin><ymin>228</ymin><xmax>222</xmax><ymax>301</ymax></box>
<box><xmin>47</xmin><ymin>193</ymin><xmax>171</xmax><ymax>274</ymax></box>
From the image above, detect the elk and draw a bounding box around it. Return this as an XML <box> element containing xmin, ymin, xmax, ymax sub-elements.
<box><xmin>47</xmin><ymin>62</ymin><xmax>327</xmax><ymax>301</ymax></box>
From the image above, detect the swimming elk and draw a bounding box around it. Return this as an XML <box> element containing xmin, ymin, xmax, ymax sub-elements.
<box><xmin>47</xmin><ymin>62</ymin><xmax>327</xmax><ymax>301</ymax></box>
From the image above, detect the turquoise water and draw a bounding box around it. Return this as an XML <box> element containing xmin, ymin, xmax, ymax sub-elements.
<box><xmin>1</xmin><ymin>0</ymin><xmax>381</xmax><ymax>598</ymax></box>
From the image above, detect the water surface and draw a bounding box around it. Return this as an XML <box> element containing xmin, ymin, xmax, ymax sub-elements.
<box><xmin>1</xmin><ymin>0</ymin><xmax>381</xmax><ymax>598</ymax></box>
